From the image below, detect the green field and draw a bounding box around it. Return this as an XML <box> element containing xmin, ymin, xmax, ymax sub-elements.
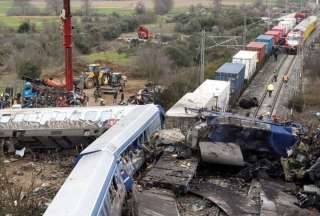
<box><xmin>0</xmin><ymin>0</ymin><xmax>257</xmax><ymax>28</ymax></box>
<box><xmin>83</xmin><ymin>51</ymin><xmax>131</xmax><ymax>66</ymax></box>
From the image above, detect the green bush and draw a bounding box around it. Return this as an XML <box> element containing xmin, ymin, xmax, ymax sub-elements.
<box><xmin>155</xmin><ymin>79</ymin><xmax>196</xmax><ymax>110</ymax></box>
<box><xmin>17</xmin><ymin>22</ymin><xmax>31</xmax><ymax>33</ymax></box>
<box><xmin>164</xmin><ymin>44</ymin><xmax>193</xmax><ymax>67</ymax></box>
<box><xmin>18</xmin><ymin>61</ymin><xmax>41</xmax><ymax>79</ymax></box>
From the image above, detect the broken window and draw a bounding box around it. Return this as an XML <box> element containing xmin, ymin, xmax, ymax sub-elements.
<box><xmin>0</xmin><ymin>114</ymin><xmax>11</xmax><ymax>123</ymax></box>
<box><xmin>108</xmin><ymin>175</ymin><xmax>120</xmax><ymax>205</ymax></box>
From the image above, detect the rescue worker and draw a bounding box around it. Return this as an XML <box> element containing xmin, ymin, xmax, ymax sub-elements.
<box><xmin>99</xmin><ymin>98</ymin><xmax>105</xmax><ymax>106</ymax></box>
<box><xmin>283</xmin><ymin>74</ymin><xmax>289</xmax><ymax>87</ymax></box>
<box><xmin>113</xmin><ymin>91</ymin><xmax>118</xmax><ymax>104</ymax></box>
<box><xmin>273</xmin><ymin>68</ymin><xmax>279</xmax><ymax>82</ymax></box>
<box><xmin>267</xmin><ymin>83</ymin><xmax>274</xmax><ymax>97</ymax></box>
<box><xmin>120</xmin><ymin>92</ymin><xmax>125</xmax><ymax>104</ymax></box>
<box><xmin>273</xmin><ymin>46</ymin><xmax>279</xmax><ymax>62</ymax></box>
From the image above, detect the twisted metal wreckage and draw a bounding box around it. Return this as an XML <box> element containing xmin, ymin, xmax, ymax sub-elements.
<box><xmin>1</xmin><ymin>105</ymin><xmax>319</xmax><ymax>215</ymax></box>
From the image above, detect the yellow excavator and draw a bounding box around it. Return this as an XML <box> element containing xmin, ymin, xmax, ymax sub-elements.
<box><xmin>83</xmin><ymin>64</ymin><xmax>127</xmax><ymax>90</ymax></box>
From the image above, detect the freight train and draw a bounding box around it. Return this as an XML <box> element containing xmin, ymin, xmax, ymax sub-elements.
<box><xmin>211</xmin><ymin>12</ymin><xmax>317</xmax><ymax>104</ymax></box>
<box><xmin>286</xmin><ymin>16</ymin><xmax>317</xmax><ymax>54</ymax></box>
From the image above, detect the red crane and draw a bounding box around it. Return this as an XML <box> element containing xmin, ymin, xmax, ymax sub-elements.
<box><xmin>62</xmin><ymin>0</ymin><xmax>73</xmax><ymax>92</ymax></box>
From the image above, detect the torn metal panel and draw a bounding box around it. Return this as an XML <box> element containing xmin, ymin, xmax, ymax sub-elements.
<box><xmin>259</xmin><ymin>179</ymin><xmax>314</xmax><ymax>216</ymax></box>
<box><xmin>177</xmin><ymin>193</ymin><xmax>227</xmax><ymax>216</ymax></box>
<box><xmin>141</xmin><ymin>153</ymin><xmax>198</xmax><ymax>194</ymax></box>
<box><xmin>199</xmin><ymin>141</ymin><xmax>244</xmax><ymax>166</ymax></box>
<box><xmin>133</xmin><ymin>189</ymin><xmax>180</xmax><ymax>216</ymax></box>
<box><xmin>191</xmin><ymin>182</ymin><xmax>260</xmax><ymax>216</ymax></box>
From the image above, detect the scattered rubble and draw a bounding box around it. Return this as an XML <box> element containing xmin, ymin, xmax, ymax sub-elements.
<box><xmin>0</xmin><ymin>150</ymin><xmax>75</xmax><ymax>215</ymax></box>
<box><xmin>133</xmin><ymin>122</ymin><xmax>320</xmax><ymax>215</ymax></box>
<box><xmin>140</xmin><ymin>152</ymin><xmax>198</xmax><ymax>194</ymax></box>
<box><xmin>133</xmin><ymin>189</ymin><xmax>180</xmax><ymax>216</ymax></box>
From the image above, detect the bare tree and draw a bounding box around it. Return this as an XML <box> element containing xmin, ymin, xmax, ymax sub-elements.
<box><xmin>135</xmin><ymin>46</ymin><xmax>173</xmax><ymax>85</ymax></box>
<box><xmin>45</xmin><ymin>0</ymin><xmax>63</xmax><ymax>16</ymax></box>
<box><xmin>213</xmin><ymin>0</ymin><xmax>222</xmax><ymax>16</ymax></box>
<box><xmin>82</xmin><ymin>0</ymin><xmax>93</xmax><ymax>16</ymax></box>
<box><xmin>135</xmin><ymin>1</ymin><xmax>146</xmax><ymax>14</ymax></box>
<box><xmin>154</xmin><ymin>0</ymin><xmax>174</xmax><ymax>15</ymax></box>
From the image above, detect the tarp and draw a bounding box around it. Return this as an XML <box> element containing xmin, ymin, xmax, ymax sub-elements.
<box><xmin>269</xmin><ymin>124</ymin><xmax>299</xmax><ymax>156</ymax></box>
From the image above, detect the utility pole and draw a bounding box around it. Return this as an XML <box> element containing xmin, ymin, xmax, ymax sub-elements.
<box><xmin>285</xmin><ymin>0</ymin><xmax>288</xmax><ymax>14</ymax></box>
<box><xmin>62</xmin><ymin>0</ymin><xmax>73</xmax><ymax>92</ymax></box>
<box><xmin>267</xmin><ymin>0</ymin><xmax>272</xmax><ymax>30</ymax></box>
<box><xmin>200</xmin><ymin>29</ymin><xmax>205</xmax><ymax>84</ymax></box>
<box><xmin>243</xmin><ymin>12</ymin><xmax>247</xmax><ymax>48</ymax></box>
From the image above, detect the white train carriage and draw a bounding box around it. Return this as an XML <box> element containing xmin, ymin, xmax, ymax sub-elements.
<box><xmin>0</xmin><ymin>106</ymin><xmax>135</xmax><ymax>149</ymax></box>
<box><xmin>44</xmin><ymin>104</ymin><xmax>163</xmax><ymax>216</ymax></box>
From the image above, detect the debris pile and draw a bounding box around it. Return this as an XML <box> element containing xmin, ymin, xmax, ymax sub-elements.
<box><xmin>132</xmin><ymin>124</ymin><xmax>320</xmax><ymax>215</ymax></box>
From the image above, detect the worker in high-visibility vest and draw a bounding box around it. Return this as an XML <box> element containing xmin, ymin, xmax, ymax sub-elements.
<box><xmin>267</xmin><ymin>83</ymin><xmax>274</xmax><ymax>97</ymax></box>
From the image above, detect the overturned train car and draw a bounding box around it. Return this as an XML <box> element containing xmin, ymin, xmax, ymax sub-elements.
<box><xmin>44</xmin><ymin>104</ymin><xmax>163</xmax><ymax>216</ymax></box>
<box><xmin>0</xmin><ymin>106</ymin><xmax>136</xmax><ymax>150</ymax></box>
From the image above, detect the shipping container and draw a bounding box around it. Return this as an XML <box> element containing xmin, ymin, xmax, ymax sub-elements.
<box><xmin>272</xmin><ymin>25</ymin><xmax>285</xmax><ymax>37</ymax></box>
<box><xmin>232</xmin><ymin>50</ymin><xmax>257</xmax><ymax>80</ymax></box>
<box><xmin>214</xmin><ymin>63</ymin><xmax>245</xmax><ymax>102</ymax></box>
<box><xmin>246</xmin><ymin>42</ymin><xmax>266</xmax><ymax>64</ymax></box>
<box><xmin>265</xmin><ymin>30</ymin><xmax>281</xmax><ymax>44</ymax></box>
<box><xmin>193</xmin><ymin>79</ymin><xmax>230</xmax><ymax>112</ymax></box>
<box><xmin>283</xmin><ymin>18</ymin><xmax>296</xmax><ymax>32</ymax></box>
<box><xmin>256</xmin><ymin>35</ymin><xmax>273</xmax><ymax>55</ymax></box>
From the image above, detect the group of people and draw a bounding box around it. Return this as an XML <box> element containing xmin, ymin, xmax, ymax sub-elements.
<box><xmin>266</xmin><ymin>67</ymin><xmax>289</xmax><ymax>98</ymax></box>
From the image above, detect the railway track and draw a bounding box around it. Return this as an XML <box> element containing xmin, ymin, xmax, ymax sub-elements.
<box><xmin>254</xmin><ymin>55</ymin><xmax>297</xmax><ymax>118</ymax></box>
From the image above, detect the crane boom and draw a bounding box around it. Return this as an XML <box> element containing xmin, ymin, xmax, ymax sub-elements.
<box><xmin>63</xmin><ymin>0</ymin><xmax>73</xmax><ymax>92</ymax></box>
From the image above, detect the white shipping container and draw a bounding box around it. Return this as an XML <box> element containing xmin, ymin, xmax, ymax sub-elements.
<box><xmin>166</xmin><ymin>93</ymin><xmax>211</xmax><ymax>118</ymax></box>
<box><xmin>282</xmin><ymin>18</ymin><xmax>296</xmax><ymax>33</ymax></box>
<box><xmin>193</xmin><ymin>80</ymin><xmax>230</xmax><ymax>112</ymax></box>
<box><xmin>166</xmin><ymin>80</ymin><xmax>231</xmax><ymax>117</ymax></box>
<box><xmin>232</xmin><ymin>50</ymin><xmax>257</xmax><ymax>80</ymax></box>
<box><xmin>279</xmin><ymin>21</ymin><xmax>291</xmax><ymax>34</ymax></box>
<box><xmin>277</xmin><ymin>12</ymin><xmax>296</xmax><ymax>21</ymax></box>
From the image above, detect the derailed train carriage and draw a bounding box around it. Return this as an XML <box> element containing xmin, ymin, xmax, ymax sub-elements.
<box><xmin>44</xmin><ymin>104</ymin><xmax>164</xmax><ymax>216</ymax></box>
<box><xmin>0</xmin><ymin>106</ymin><xmax>136</xmax><ymax>150</ymax></box>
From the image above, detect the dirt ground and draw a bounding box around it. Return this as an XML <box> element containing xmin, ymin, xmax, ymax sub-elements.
<box><xmin>2</xmin><ymin>150</ymin><xmax>75</xmax><ymax>212</ymax></box>
<box><xmin>85</xmin><ymin>79</ymin><xmax>147</xmax><ymax>106</ymax></box>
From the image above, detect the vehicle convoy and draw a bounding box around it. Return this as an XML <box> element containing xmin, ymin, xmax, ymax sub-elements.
<box><xmin>286</xmin><ymin>16</ymin><xmax>317</xmax><ymax>54</ymax></box>
<box><xmin>81</xmin><ymin>64</ymin><xmax>127</xmax><ymax>92</ymax></box>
